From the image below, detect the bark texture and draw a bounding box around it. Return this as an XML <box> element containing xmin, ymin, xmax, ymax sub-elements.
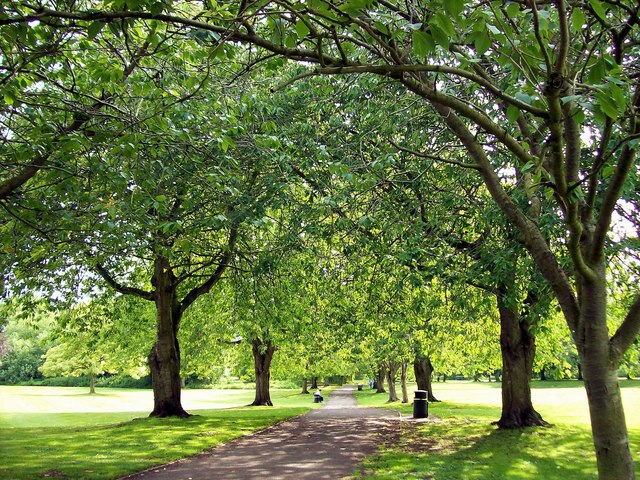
<box><xmin>149</xmin><ymin>257</ymin><xmax>188</xmax><ymax>418</ymax></box>
<box><xmin>251</xmin><ymin>338</ymin><xmax>275</xmax><ymax>406</ymax></box>
<box><xmin>496</xmin><ymin>295</ymin><xmax>546</xmax><ymax>428</ymax></box>
<box><xmin>386</xmin><ymin>363</ymin><xmax>398</xmax><ymax>402</ymax></box>
<box><xmin>375</xmin><ymin>367</ymin><xmax>386</xmax><ymax>394</ymax></box>
<box><xmin>413</xmin><ymin>355</ymin><xmax>440</xmax><ymax>402</ymax></box>
<box><xmin>301</xmin><ymin>377</ymin><xmax>309</xmax><ymax>394</ymax></box>
<box><xmin>400</xmin><ymin>363</ymin><xmax>409</xmax><ymax>403</ymax></box>
<box><xmin>578</xmin><ymin>275</ymin><xmax>634</xmax><ymax>480</ymax></box>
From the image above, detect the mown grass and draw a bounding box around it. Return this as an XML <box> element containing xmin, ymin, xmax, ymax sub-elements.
<box><xmin>0</xmin><ymin>386</ymin><xmax>323</xmax><ymax>480</ymax></box>
<box><xmin>355</xmin><ymin>380</ymin><xmax>640</xmax><ymax>480</ymax></box>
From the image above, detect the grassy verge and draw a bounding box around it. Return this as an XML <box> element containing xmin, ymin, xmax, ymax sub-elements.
<box><xmin>355</xmin><ymin>380</ymin><xmax>640</xmax><ymax>480</ymax></box>
<box><xmin>0</xmin><ymin>386</ymin><xmax>322</xmax><ymax>480</ymax></box>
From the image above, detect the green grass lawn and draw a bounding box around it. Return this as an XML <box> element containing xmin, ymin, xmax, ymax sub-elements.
<box><xmin>355</xmin><ymin>380</ymin><xmax>640</xmax><ymax>480</ymax></box>
<box><xmin>2</xmin><ymin>382</ymin><xmax>638</xmax><ymax>480</ymax></box>
<box><xmin>0</xmin><ymin>386</ymin><xmax>322</xmax><ymax>479</ymax></box>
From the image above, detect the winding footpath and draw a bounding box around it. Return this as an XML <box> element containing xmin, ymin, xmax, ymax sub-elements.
<box><xmin>120</xmin><ymin>387</ymin><xmax>399</xmax><ymax>480</ymax></box>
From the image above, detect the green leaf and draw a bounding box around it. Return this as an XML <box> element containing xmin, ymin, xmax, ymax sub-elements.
<box><xmin>429</xmin><ymin>23</ymin><xmax>449</xmax><ymax>50</ymax></box>
<box><xmin>514</xmin><ymin>92</ymin><xmax>534</xmax><ymax>105</ymax></box>
<box><xmin>220</xmin><ymin>136</ymin><xmax>236</xmax><ymax>152</ymax></box>
<box><xmin>154</xmin><ymin>195</ymin><xmax>168</xmax><ymax>202</ymax></box>
<box><xmin>149</xmin><ymin>2</ymin><xmax>165</xmax><ymax>15</ymax></box>
<box><xmin>506</xmin><ymin>104</ymin><xmax>521</xmax><ymax>123</ymax></box>
<box><xmin>571</xmin><ymin>107</ymin><xmax>586</xmax><ymax>125</ymax></box>
<box><xmin>587</xmin><ymin>57</ymin><xmax>606</xmax><ymax>85</ymax></box>
<box><xmin>571</xmin><ymin>8</ymin><xmax>585</xmax><ymax>32</ymax></box>
<box><xmin>412</xmin><ymin>30</ymin><xmax>434</xmax><ymax>58</ymax></box>
<box><xmin>595</xmin><ymin>90</ymin><xmax>621</xmax><ymax>119</ymax></box>
<box><xmin>284</xmin><ymin>34</ymin><xmax>297</xmax><ymax>48</ymax></box>
<box><xmin>444</xmin><ymin>0</ymin><xmax>464</xmax><ymax>18</ymax></box>
<box><xmin>295</xmin><ymin>19</ymin><xmax>310</xmax><ymax>39</ymax></box>
<box><xmin>374</xmin><ymin>21</ymin><xmax>389</xmax><ymax>36</ymax></box>
<box><xmin>434</xmin><ymin>13</ymin><xmax>455</xmax><ymax>37</ymax></box>
<box><xmin>474</xmin><ymin>31</ymin><xmax>491</xmax><ymax>55</ymax></box>
<box><xmin>505</xmin><ymin>2</ymin><xmax>520</xmax><ymax>18</ymax></box>
<box><xmin>589</xmin><ymin>0</ymin><xmax>606</xmax><ymax>20</ymax></box>
<box><xmin>339</xmin><ymin>0</ymin><xmax>370</xmax><ymax>16</ymax></box>
<box><xmin>608</xmin><ymin>82</ymin><xmax>627</xmax><ymax>112</ymax></box>
<box><xmin>87</xmin><ymin>21</ymin><xmax>106</xmax><ymax>40</ymax></box>
<box><xmin>561</xmin><ymin>95</ymin><xmax>582</xmax><ymax>104</ymax></box>
<box><xmin>3</xmin><ymin>90</ymin><xmax>15</xmax><ymax>106</ymax></box>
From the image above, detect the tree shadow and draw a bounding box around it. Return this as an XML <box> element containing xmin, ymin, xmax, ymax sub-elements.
<box><xmin>367</xmin><ymin>418</ymin><xmax>600</xmax><ymax>479</ymax></box>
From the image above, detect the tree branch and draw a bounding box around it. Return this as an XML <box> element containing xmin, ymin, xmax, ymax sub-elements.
<box><xmin>610</xmin><ymin>293</ymin><xmax>640</xmax><ymax>365</ymax></box>
<box><xmin>93</xmin><ymin>263</ymin><xmax>155</xmax><ymax>301</ymax></box>
<box><xmin>591</xmin><ymin>83</ymin><xmax>640</xmax><ymax>260</ymax></box>
<box><xmin>428</xmin><ymin>101</ymin><xmax>581</xmax><ymax>335</ymax></box>
<box><xmin>178</xmin><ymin>225</ymin><xmax>238</xmax><ymax>314</ymax></box>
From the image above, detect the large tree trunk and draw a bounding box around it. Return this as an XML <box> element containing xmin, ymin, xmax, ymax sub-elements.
<box><xmin>375</xmin><ymin>366</ymin><xmax>386</xmax><ymax>394</ymax></box>
<box><xmin>413</xmin><ymin>355</ymin><xmax>440</xmax><ymax>402</ymax></box>
<box><xmin>386</xmin><ymin>362</ymin><xmax>398</xmax><ymax>402</ymax></box>
<box><xmin>251</xmin><ymin>338</ymin><xmax>275</xmax><ymax>406</ymax></box>
<box><xmin>148</xmin><ymin>258</ymin><xmax>188</xmax><ymax>418</ymax></box>
<box><xmin>496</xmin><ymin>295</ymin><xmax>546</xmax><ymax>428</ymax></box>
<box><xmin>301</xmin><ymin>377</ymin><xmax>309</xmax><ymax>394</ymax></box>
<box><xmin>577</xmin><ymin>276</ymin><xmax>634</xmax><ymax>480</ymax></box>
<box><xmin>311</xmin><ymin>376</ymin><xmax>318</xmax><ymax>389</ymax></box>
<box><xmin>400</xmin><ymin>363</ymin><xmax>409</xmax><ymax>403</ymax></box>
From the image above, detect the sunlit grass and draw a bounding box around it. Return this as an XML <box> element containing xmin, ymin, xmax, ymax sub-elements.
<box><xmin>0</xmin><ymin>385</ymin><xmax>314</xmax><ymax>428</ymax></box>
<box><xmin>355</xmin><ymin>380</ymin><xmax>640</xmax><ymax>479</ymax></box>
<box><xmin>0</xmin><ymin>386</ymin><xmax>321</xmax><ymax>479</ymax></box>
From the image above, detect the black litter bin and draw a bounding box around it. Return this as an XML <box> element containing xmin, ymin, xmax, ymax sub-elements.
<box><xmin>413</xmin><ymin>390</ymin><xmax>428</xmax><ymax>418</ymax></box>
<box><xmin>357</xmin><ymin>384</ymin><xmax>363</xmax><ymax>391</ymax></box>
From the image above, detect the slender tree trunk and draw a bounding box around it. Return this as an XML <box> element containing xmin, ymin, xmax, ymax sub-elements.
<box><xmin>386</xmin><ymin>363</ymin><xmax>398</xmax><ymax>402</ymax></box>
<box><xmin>540</xmin><ymin>368</ymin><xmax>547</xmax><ymax>381</ymax></box>
<box><xmin>400</xmin><ymin>363</ymin><xmax>409</xmax><ymax>403</ymax></box>
<box><xmin>311</xmin><ymin>376</ymin><xmax>318</xmax><ymax>389</ymax></box>
<box><xmin>375</xmin><ymin>366</ymin><xmax>386</xmax><ymax>394</ymax></box>
<box><xmin>577</xmin><ymin>276</ymin><xmax>634</xmax><ymax>480</ymax></box>
<box><xmin>414</xmin><ymin>355</ymin><xmax>440</xmax><ymax>402</ymax></box>
<box><xmin>251</xmin><ymin>338</ymin><xmax>275</xmax><ymax>406</ymax></box>
<box><xmin>301</xmin><ymin>377</ymin><xmax>309</xmax><ymax>394</ymax></box>
<box><xmin>89</xmin><ymin>371</ymin><xmax>96</xmax><ymax>394</ymax></box>
<box><xmin>148</xmin><ymin>258</ymin><xmax>188</xmax><ymax>418</ymax></box>
<box><xmin>496</xmin><ymin>296</ymin><xmax>546</xmax><ymax>428</ymax></box>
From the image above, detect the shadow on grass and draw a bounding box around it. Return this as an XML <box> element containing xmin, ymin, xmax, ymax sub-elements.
<box><xmin>362</xmin><ymin>417</ymin><xmax>601</xmax><ymax>480</ymax></box>
<box><xmin>0</xmin><ymin>407</ymin><xmax>309</xmax><ymax>480</ymax></box>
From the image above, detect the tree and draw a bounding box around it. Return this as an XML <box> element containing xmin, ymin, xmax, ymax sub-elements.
<box><xmin>0</xmin><ymin>299</ymin><xmax>56</xmax><ymax>384</ymax></box>
<box><xmin>40</xmin><ymin>298</ymin><xmax>153</xmax><ymax>393</ymax></box>
<box><xmin>3</xmin><ymin>2</ymin><xmax>640</xmax><ymax>476</ymax></box>
<box><xmin>4</xmin><ymin>40</ymin><xmax>293</xmax><ymax>416</ymax></box>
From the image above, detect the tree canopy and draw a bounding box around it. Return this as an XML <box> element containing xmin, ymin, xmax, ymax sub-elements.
<box><xmin>1</xmin><ymin>1</ymin><xmax>639</xmax><ymax>478</ymax></box>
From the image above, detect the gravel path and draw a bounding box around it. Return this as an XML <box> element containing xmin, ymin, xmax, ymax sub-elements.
<box><xmin>120</xmin><ymin>386</ymin><xmax>400</xmax><ymax>480</ymax></box>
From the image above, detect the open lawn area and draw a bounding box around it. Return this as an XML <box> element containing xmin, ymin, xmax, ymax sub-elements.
<box><xmin>0</xmin><ymin>386</ymin><xmax>320</xmax><ymax>479</ymax></box>
<box><xmin>1</xmin><ymin>382</ymin><xmax>638</xmax><ymax>480</ymax></box>
<box><xmin>355</xmin><ymin>380</ymin><xmax>640</xmax><ymax>480</ymax></box>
